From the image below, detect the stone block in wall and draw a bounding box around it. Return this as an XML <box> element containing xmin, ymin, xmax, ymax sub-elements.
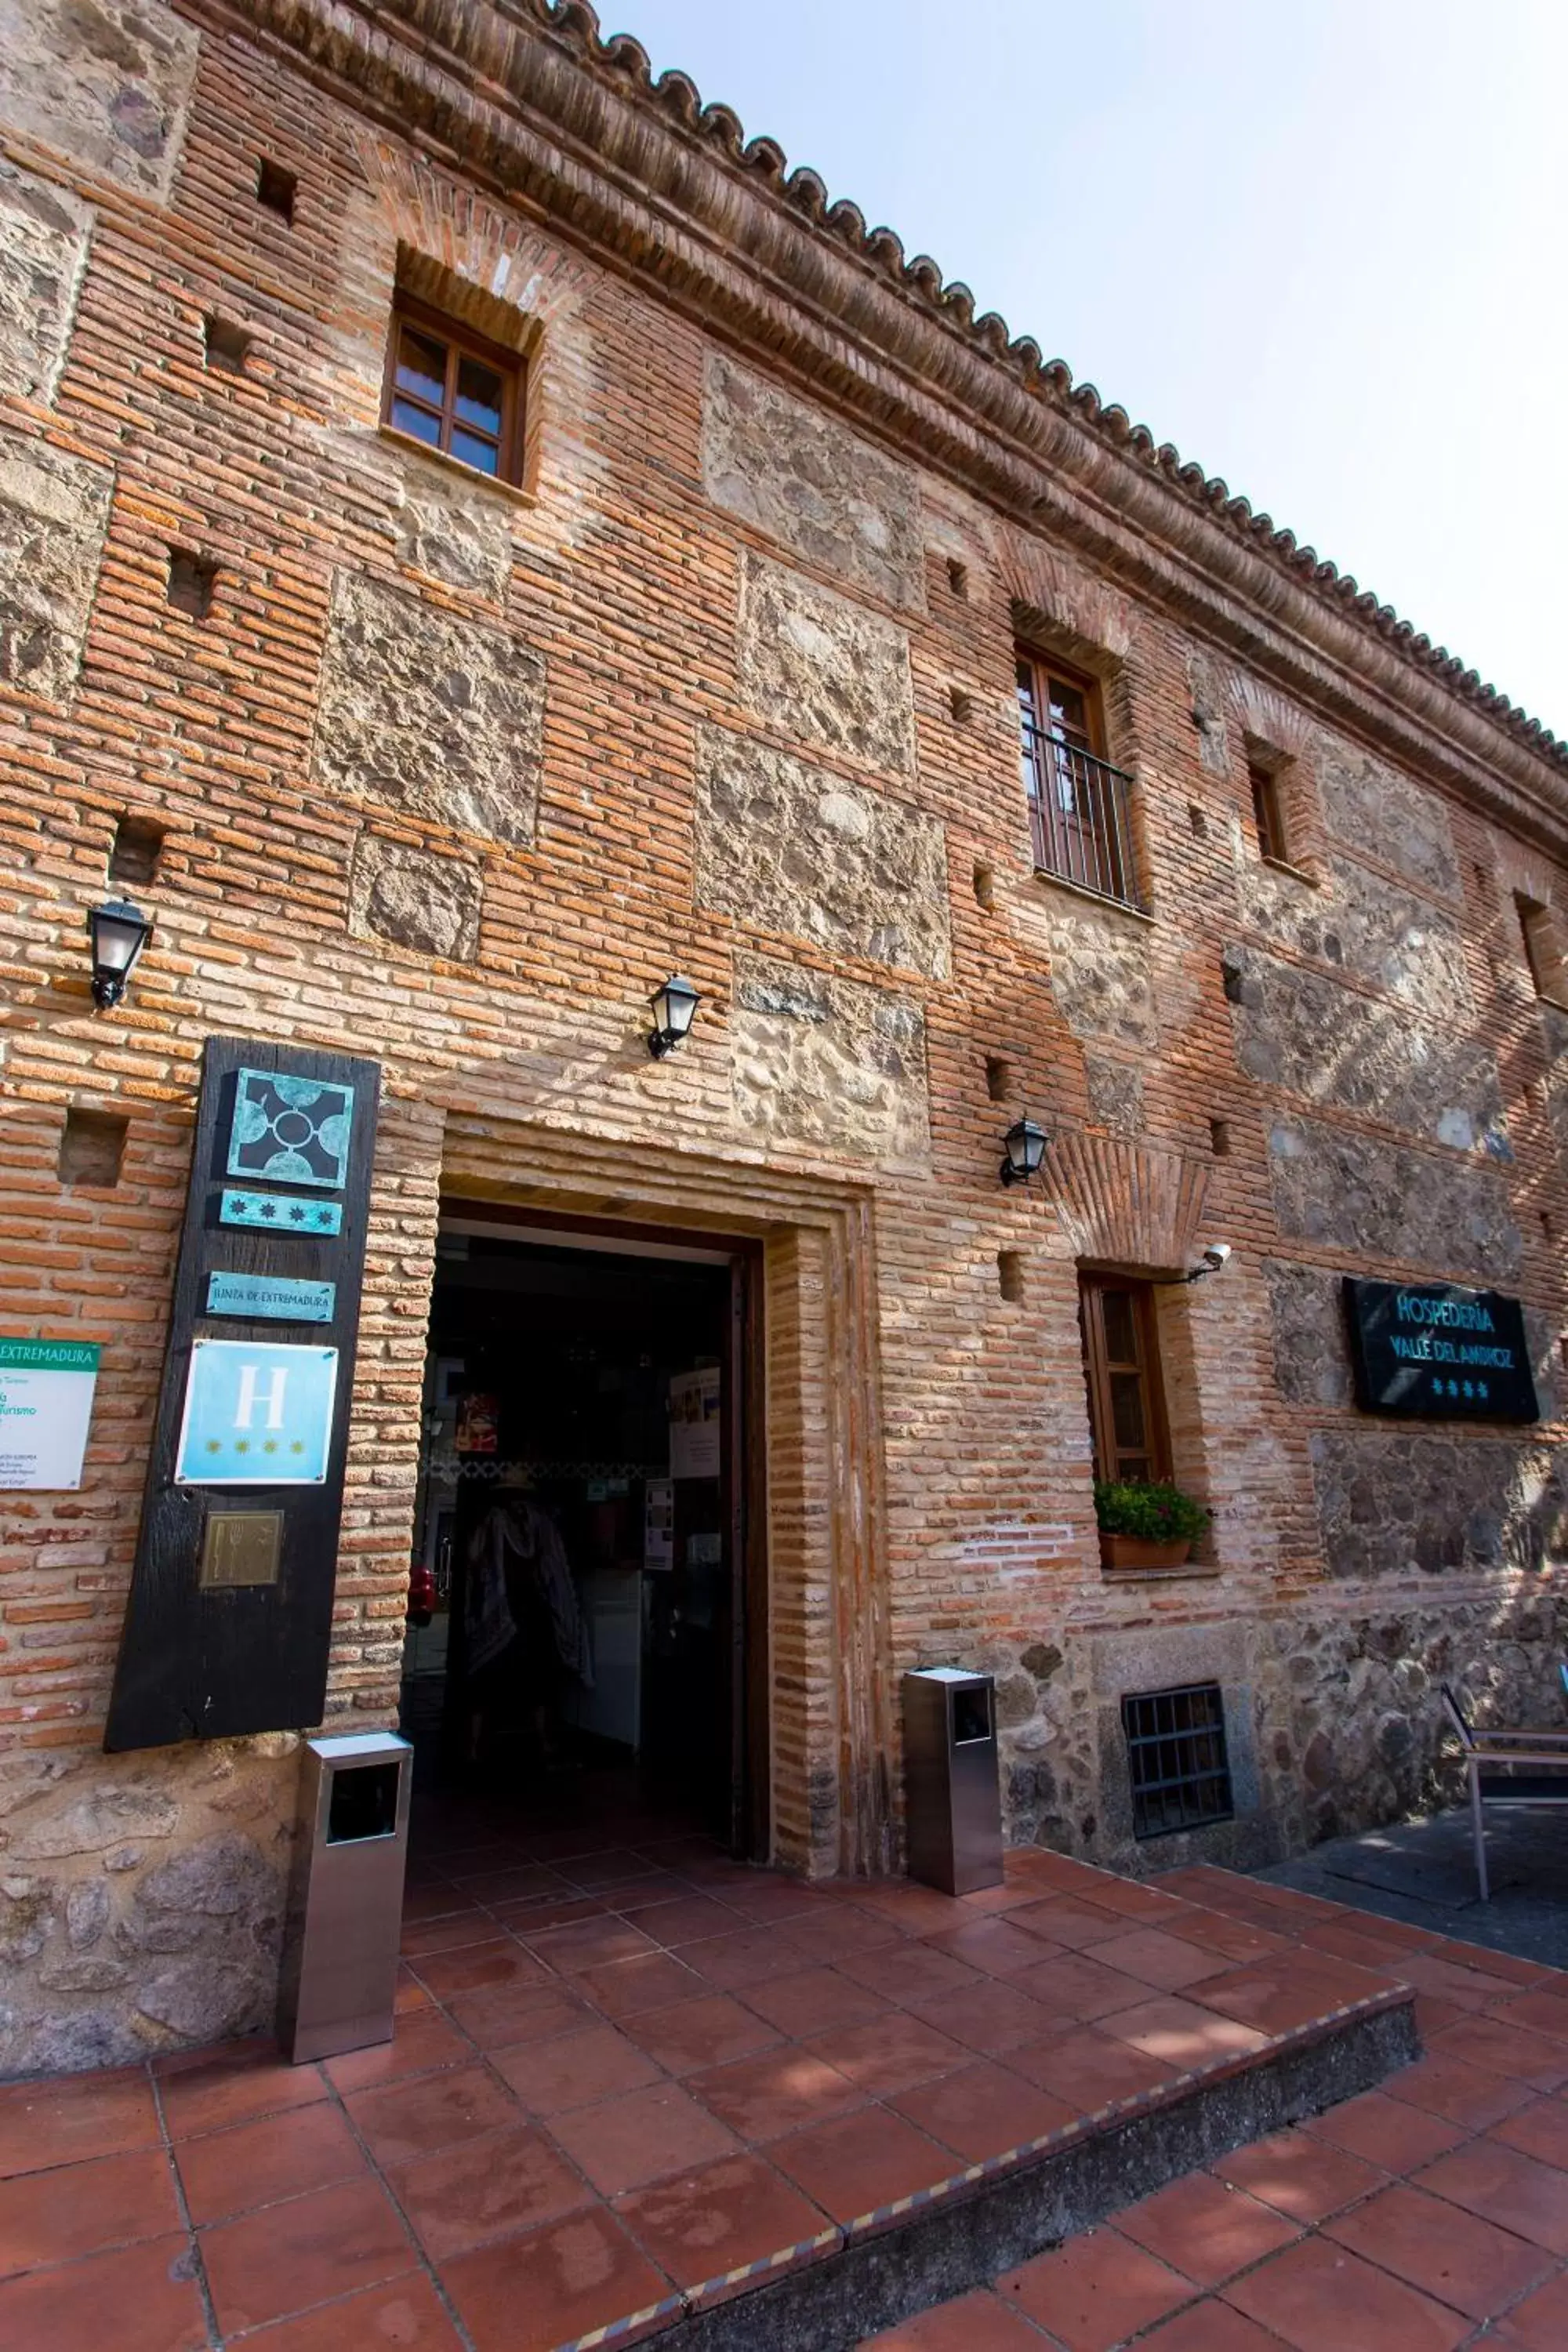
<box><xmin>1087</xmin><ymin>1622</ymin><xmax>1274</xmax><ymax>1872</ymax></box>
<box><xmin>1264</xmin><ymin>1257</ymin><xmax>1355</xmax><ymax>1408</ymax></box>
<box><xmin>1267</xmin><ymin>1113</ymin><xmax>1522</xmax><ymax>1281</ymax></box>
<box><xmin>1043</xmin><ymin>902</ymin><xmax>1157</xmax><ymax>1048</ymax></box>
<box><xmin>0</xmin><ymin>433</ymin><xmax>112</xmax><ymax>702</ymax></box>
<box><xmin>736</xmin><ymin>553</ymin><xmax>914</xmax><ymax>776</ymax></box>
<box><xmin>391</xmin><ymin>447</ymin><xmax>515</xmax><ymax>598</ymax></box>
<box><xmin>0</xmin><ymin>0</ymin><xmax>198</xmax><ymax>203</ymax></box>
<box><xmin>0</xmin><ymin>1740</ymin><xmax>293</xmax><ymax>2075</ymax></box>
<box><xmin>694</xmin><ymin>723</ymin><xmax>949</xmax><ymax>978</ymax></box>
<box><xmin>1538</xmin><ymin>1006</ymin><xmax>1568</xmax><ymax>1167</ymax></box>
<box><xmin>1084</xmin><ymin>1053</ymin><xmax>1144</xmax><ymax>1136</ymax></box>
<box><xmin>1309</xmin><ymin>1428</ymin><xmax>1568</xmax><ymax>1578</ymax></box>
<box><xmin>313</xmin><ymin>572</ymin><xmax>544</xmax><ymax>844</ymax></box>
<box><xmin>348</xmin><ymin>833</ymin><xmax>481</xmax><ymax>962</ymax></box>
<box><xmin>1263</xmin><ymin>1598</ymin><xmax>1568</xmax><ymax>1846</ymax></box>
<box><xmin>1225</xmin><ymin>941</ymin><xmax>1504</xmax><ymax>1151</ymax></box>
<box><xmin>0</xmin><ymin>160</ymin><xmax>93</xmax><ymax>402</ymax></box>
<box><xmin>703</xmin><ymin>352</ymin><xmax>923</xmax><ymax>612</ymax></box>
<box><xmin>1524</xmin><ymin>1306</ymin><xmax>1559</xmax><ymax>1425</ymax></box>
<box><xmin>1318</xmin><ymin>742</ymin><xmax>1460</xmax><ymax>902</ymax></box>
<box><xmin>1188</xmin><ymin>652</ymin><xmax>1231</xmax><ymax>776</ymax></box>
<box><xmin>731</xmin><ymin>952</ymin><xmax>929</xmax><ymax>1161</ymax></box>
<box><xmin>1236</xmin><ymin>852</ymin><xmax>1473</xmax><ymax>1022</ymax></box>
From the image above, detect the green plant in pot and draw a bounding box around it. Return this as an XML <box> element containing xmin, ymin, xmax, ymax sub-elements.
<box><xmin>1093</xmin><ymin>1479</ymin><xmax>1210</xmax><ymax>1573</ymax></box>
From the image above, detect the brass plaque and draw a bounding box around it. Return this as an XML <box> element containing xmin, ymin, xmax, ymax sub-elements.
<box><xmin>200</xmin><ymin>1510</ymin><xmax>283</xmax><ymax>1588</ymax></box>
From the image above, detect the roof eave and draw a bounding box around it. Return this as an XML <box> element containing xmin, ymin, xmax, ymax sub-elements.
<box><xmin>210</xmin><ymin>0</ymin><xmax>1568</xmax><ymax>851</ymax></box>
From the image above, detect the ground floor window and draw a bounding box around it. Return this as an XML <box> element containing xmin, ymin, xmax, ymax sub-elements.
<box><xmin>1123</xmin><ymin>1682</ymin><xmax>1234</xmax><ymax>1837</ymax></box>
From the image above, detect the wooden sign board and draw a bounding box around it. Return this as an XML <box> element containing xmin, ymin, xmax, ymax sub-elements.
<box><xmin>105</xmin><ymin>1037</ymin><xmax>380</xmax><ymax>1751</ymax></box>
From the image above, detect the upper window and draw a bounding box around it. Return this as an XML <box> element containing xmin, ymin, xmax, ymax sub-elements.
<box><xmin>1079</xmin><ymin>1272</ymin><xmax>1171</xmax><ymax>1487</ymax></box>
<box><xmin>1015</xmin><ymin>650</ymin><xmax>1140</xmax><ymax>907</ymax></box>
<box><xmin>1517</xmin><ymin>894</ymin><xmax>1568</xmax><ymax>1012</ymax></box>
<box><xmin>1249</xmin><ymin>761</ymin><xmax>1287</xmax><ymax>865</ymax></box>
<box><xmin>383</xmin><ymin>298</ymin><xmax>524</xmax><ymax>484</ymax></box>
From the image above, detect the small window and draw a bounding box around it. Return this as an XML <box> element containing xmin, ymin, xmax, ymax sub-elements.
<box><xmin>59</xmin><ymin>1108</ymin><xmax>127</xmax><ymax>1188</ymax></box>
<box><xmin>256</xmin><ymin>160</ymin><xmax>297</xmax><ymax>223</ymax></box>
<box><xmin>166</xmin><ymin>550</ymin><xmax>217</xmax><ymax>619</ymax></box>
<box><xmin>1016</xmin><ymin>649</ymin><xmax>1139</xmax><ymax>907</ymax></box>
<box><xmin>204</xmin><ymin>314</ymin><xmax>254</xmax><ymax>375</ymax></box>
<box><xmin>108</xmin><ymin>812</ymin><xmax>165</xmax><ymax>889</ymax></box>
<box><xmin>1079</xmin><ymin>1272</ymin><xmax>1171</xmax><ymax>1487</ymax></box>
<box><xmin>1517</xmin><ymin>895</ymin><xmax>1568</xmax><ymax>1012</ymax></box>
<box><xmin>1249</xmin><ymin>762</ymin><xmax>1287</xmax><ymax>863</ymax></box>
<box><xmin>1123</xmin><ymin>1683</ymin><xmax>1233</xmax><ymax>1838</ymax></box>
<box><xmin>383</xmin><ymin>298</ymin><xmax>524</xmax><ymax>485</ymax></box>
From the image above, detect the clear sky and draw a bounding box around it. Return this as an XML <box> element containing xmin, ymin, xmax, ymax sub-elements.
<box><xmin>607</xmin><ymin>2</ymin><xmax>1565</xmax><ymax>741</ymax></box>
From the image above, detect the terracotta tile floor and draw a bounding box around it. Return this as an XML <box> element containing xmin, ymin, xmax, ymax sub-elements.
<box><xmin>0</xmin><ymin>1829</ymin><xmax>1558</xmax><ymax>2350</ymax></box>
<box><xmin>867</xmin><ymin>1861</ymin><xmax>1568</xmax><ymax>2352</ymax></box>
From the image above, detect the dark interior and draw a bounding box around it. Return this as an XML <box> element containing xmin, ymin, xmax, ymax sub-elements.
<box><xmin>399</xmin><ymin>1224</ymin><xmax>742</xmax><ymax>1846</ymax></box>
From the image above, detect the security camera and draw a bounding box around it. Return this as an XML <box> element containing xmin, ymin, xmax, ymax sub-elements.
<box><xmin>1183</xmin><ymin>1242</ymin><xmax>1233</xmax><ymax>1283</ymax></box>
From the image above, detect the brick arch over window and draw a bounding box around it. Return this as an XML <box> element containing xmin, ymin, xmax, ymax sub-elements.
<box><xmin>998</xmin><ymin>530</ymin><xmax>1141</xmax><ymax>670</ymax></box>
<box><xmin>1046</xmin><ymin>1133</ymin><xmax>1211</xmax><ymax>1274</ymax></box>
<box><xmin>349</xmin><ymin>132</ymin><xmax>601</xmax><ymax>336</ymax></box>
<box><xmin>1223</xmin><ymin>670</ymin><xmax>1315</xmax><ymax>761</ymax></box>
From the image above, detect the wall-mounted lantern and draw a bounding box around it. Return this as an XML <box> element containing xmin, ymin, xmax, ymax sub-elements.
<box><xmin>88</xmin><ymin>898</ymin><xmax>154</xmax><ymax>1011</ymax></box>
<box><xmin>999</xmin><ymin>1116</ymin><xmax>1048</xmax><ymax>1187</ymax></box>
<box><xmin>648</xmin><ymin>974</ymin><xmax>701</xmax><ymax>1059</ymax></box>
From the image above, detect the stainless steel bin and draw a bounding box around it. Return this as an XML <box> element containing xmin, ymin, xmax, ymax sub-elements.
<box><xmin>277</xmin><ymin>1730</ymin><xmax>413</xmax><ymax>2064</ymax></box>
<box><xmin>902</xmin><ymin>1668</ymin><xmax>1004</xmax><ymax>1896</ymax></box>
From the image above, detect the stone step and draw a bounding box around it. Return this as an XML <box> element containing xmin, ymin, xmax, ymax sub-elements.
<box><xmin>627</xmin><ymin>1962</ymin><xmax>1416</xmax><ymax>2350</ymax></box>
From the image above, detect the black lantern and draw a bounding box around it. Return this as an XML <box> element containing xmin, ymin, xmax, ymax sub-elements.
<box><xmin>87</xmin><ymin>898</ymin><xmax>154</xmax><ymax>1010</ymax></box>
<box><xmin>1000</xmin><ymin>1116</ymin><xmax>1048</xmax><ymax>1186</ymax></box>
<box><xmin>648</xmin><ymin>974</ymin><xmax>701</xmax><ymax>1058</ymax></box>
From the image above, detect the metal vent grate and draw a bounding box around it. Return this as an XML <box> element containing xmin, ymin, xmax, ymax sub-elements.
<box><xmin>1122</xmin><ymin>1682</ymin><xmax>1234</xmax><ymax>1838</ymax></box>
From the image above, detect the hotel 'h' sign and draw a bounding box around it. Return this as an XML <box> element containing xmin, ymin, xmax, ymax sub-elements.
<box><xmin>106</xmin><ymin>1037</ymin><xmax>380</xmax><ymax>1752</ymax></box>
<box><xmin>1343</xmin><ymin>1277</ymin><xmax>1538</xmax><ymax>1425</ymax></box>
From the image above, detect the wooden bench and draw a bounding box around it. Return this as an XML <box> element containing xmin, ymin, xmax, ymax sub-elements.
<box><xmin>1441</xmin><ymin>1682</ymin><xmax>1568</xmax><ymax>1901</ymax></box>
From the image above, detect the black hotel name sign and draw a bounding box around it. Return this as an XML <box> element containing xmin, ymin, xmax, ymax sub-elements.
<box><xmin>106</xmin><ymin>1036</ymin><xmax>380</xmax><ymax>1752</ymax></box>
<box><xmin>1343</xmin><ymin>1276</ymin><xmax>1539</xmax><ymax>1425</ymax></box>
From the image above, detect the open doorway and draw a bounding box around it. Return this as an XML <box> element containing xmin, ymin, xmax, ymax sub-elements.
<box><xmin>398</xmin><ymin>1211</ymin><xmax>767</xmax><ymax>1860</ymax></box>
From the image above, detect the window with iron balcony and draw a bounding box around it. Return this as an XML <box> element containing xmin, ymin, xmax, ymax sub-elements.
<box><xmin>1014</xmin><ymin>649</ymin><xmax>1143</xmax><ymax>909</ymax></box>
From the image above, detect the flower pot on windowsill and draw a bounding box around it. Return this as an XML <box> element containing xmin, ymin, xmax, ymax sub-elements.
<box><xmin>1098</xmin><ymin>1532</ymin><xmax>1194</xmax><ymax>1575</ymax></box>
<box><xmin>1092</xmin><ymin>1479</ymin><xmax>1210</xmax><ymax>1577</ymax></box>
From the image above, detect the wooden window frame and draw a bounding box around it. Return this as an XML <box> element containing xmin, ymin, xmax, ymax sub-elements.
<box><xmin>381</xmin><ymin>294</ymin><xmax>526</xmax><ymax>486</ymax></box>
<box><xmin>1016</xmin><ymin>649</ymin><xmax>1109</xmax><ymax>761</ymax></box>
<box><xmin>1248</xmin><ymin>760</ymin><xmax>1287</xmax><ymax>865</ymax></box>
<box><xmin>1078</xmin><ymin>1271</ymin><xmax>1172</xmax><ymax>1487</ymax></box>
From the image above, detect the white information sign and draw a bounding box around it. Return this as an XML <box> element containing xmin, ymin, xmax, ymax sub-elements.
<box><xmin>668</xmin><ymin>1367</ymin><xmax>721</xmax><ymax>1479</ymax></box>
<box><xmin>644</xmin><ymin>1477</ymin><xmax>674</xmax><ymax>1572</ymax></box>
<box><xmin>0</xmin><ymin>1338</ymin><xmax>102</xmax><ymax>1490</ymax></box>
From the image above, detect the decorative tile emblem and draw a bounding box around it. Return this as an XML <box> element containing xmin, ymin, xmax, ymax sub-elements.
<box><xmin>220</xmin><ymin>1190</ymin><xmax>343</xmax><ymax>1236</ymax></box>
<box><xmin>174</xmin><ymin>1340</ymin><xmax>338</xmax><ymax>1486</ymax></box>
<box><xmin>227</xmin><ymin>1069</ymin><xmax>354</xmax><ymax>1191</ymax></box>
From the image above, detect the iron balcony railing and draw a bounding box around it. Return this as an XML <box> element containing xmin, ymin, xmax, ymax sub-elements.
<box><xmin>1020</xmin><ymin>718</ymin><xmax>1144</xmax><ymax>909</ymax></box>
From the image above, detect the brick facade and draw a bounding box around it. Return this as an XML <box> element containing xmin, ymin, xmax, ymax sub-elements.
<box><xmin>0</xmin><ymin>0</ymin><xmax>1564</xmax><ymax>2073</ymax></box>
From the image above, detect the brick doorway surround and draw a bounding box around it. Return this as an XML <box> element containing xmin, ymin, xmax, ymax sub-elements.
<box><xmin>412</xmin><ymin>1111</ymin><xmax>896</xmax><ymax>1881</ymax></box>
